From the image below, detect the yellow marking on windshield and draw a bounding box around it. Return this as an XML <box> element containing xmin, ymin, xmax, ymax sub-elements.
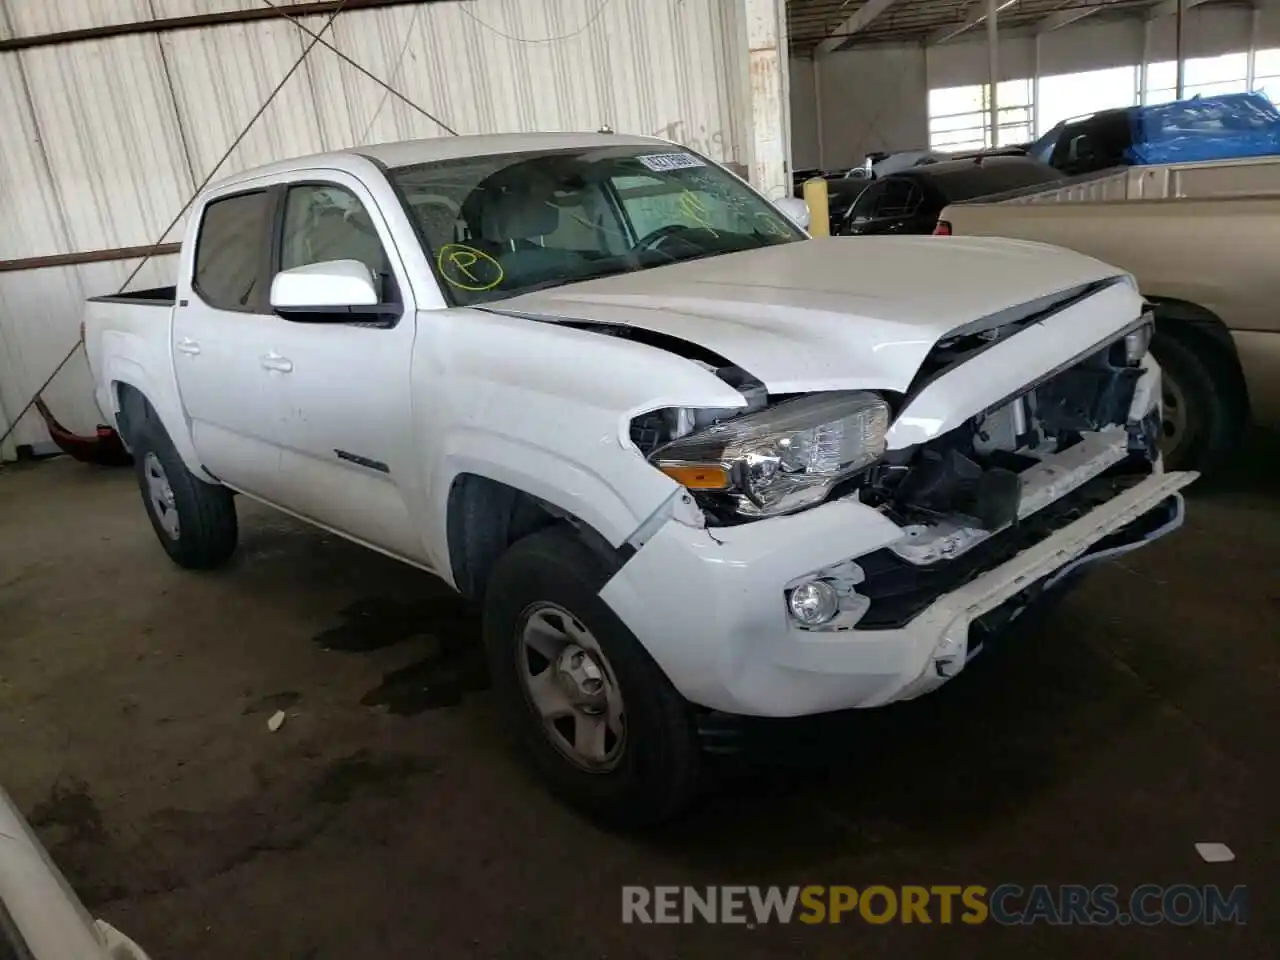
<box><xmin>437</xmin><ymin>243</ymin><xmax>504</xmax><ymax>292</ymax></box>
<box><xmin>754</xmin><ymin>211</ymin><xmax>790</xmax><ymax>237</ymax></box>
<box><xmin>678</xmin><ymin>191</ymin><xmax>719</xmax><ymax>237</ymax></box>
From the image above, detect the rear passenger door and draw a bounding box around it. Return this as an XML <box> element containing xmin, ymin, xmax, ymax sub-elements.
<box><xmin>173</xmin><ymin>188</ymin><xmax>286</xmax><ymax>500</ymax></box>
<box><xmin>264</xmin><ymin>176</ymin><xmax>424</xmax><ymax>562</ymax></box>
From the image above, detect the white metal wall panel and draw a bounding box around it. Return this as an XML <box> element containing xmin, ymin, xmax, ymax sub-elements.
<box><xmin>302</xmin><ymin>1</ymin><xmax>746</xmax><ymax>163</ymax></box>
<box><xmin>3</xmin><ymin>0</ymin><xmax>153</xmax><ymax>38</ymax></box>
<box><xmin>0</xmin><ymin>54</ymin><xmax>71</xmax><ymax>260</ymax></box>
<box><xmin>150</xmin><ymin>0</ymin><xmax>263</xmax><ymax>17</ymax></box>
<box><xmin>20</xmin><ymin>37</ymin><xmax>195</xmax><ymax>249</ymax></box>
<box><xmin>0</xmin><ymin>0</ymin><xmax>748</xmax><ymax>456</ymax></box>
<box><xmin>162</xmin><ymin>18</ymin><xmax>326</xmax><ymax>182</ymax></box>
<box><xmin>0</xmin><ymin>255</ymin><xmax>177</xmax><ymax>447</ymax></box>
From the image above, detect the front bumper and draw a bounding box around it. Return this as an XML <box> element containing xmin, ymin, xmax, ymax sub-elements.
<box><xmin>600</xmin><ymin>469</ymin><xmax>1196</xmax><ymax>717</ymax></box>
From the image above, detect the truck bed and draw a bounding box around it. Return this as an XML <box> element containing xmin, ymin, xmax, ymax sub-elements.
<box><xmin>82</xmin><ymin>293</ymin><xmax>178</xmax><ymax>437</ymax></box>
<box><xmin>87</xmin><ymin>285</ymin><xmax>177</xmax><ymax>307</ymax></box>
<box><xmin>982</xmin><ymin>154</ymin><xmax>1280</xmax><ymax>206</ymax></box>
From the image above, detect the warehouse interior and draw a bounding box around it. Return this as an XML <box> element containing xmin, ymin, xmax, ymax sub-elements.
<box><xmin>1</xmin><ymin>1</ymin><xmax>1277</xmax><ymax>957</ymax></box>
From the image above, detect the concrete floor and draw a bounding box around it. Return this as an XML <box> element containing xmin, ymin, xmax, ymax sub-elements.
<box><xmin>1</xmin><ymin>435</ymin><xmax>1276</xmax><ymax>959</ymax></box>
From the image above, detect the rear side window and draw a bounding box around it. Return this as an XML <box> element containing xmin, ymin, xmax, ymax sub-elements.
<box><xmin>193</xmin><ymin>191</ymin><xmax>270</xmax><ymax>311</ymax></box>
<box><xmin>876</xmin><ymin>179</ymin><xmax>921</xmax><ymax>218</ymax></box>
<box><xmin>849</xmin><ymin>182</ymin><xmax>885</xmax><ymax>222</ymax></box>
<box><xmin>1051</xmin><ymin>114</ymin><xmax>1130</xmax><ymax>174</ymax></box>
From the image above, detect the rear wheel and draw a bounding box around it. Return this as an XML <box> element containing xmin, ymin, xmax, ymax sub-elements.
<box><xmin>126</xmin><ymin>396</ymin><xmax>238</xmax><ymax>569</ymax></box>
<box><xmin>483</xmin><ymin>527</ymin><xmax>701</xmax><ymax>826</ymax></box>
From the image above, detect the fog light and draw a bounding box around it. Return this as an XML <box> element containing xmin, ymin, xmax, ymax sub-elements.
<box><xmin>787</xmin><ymin>580</ymin><xmax>839</xmax><ymax>626</ymax></box>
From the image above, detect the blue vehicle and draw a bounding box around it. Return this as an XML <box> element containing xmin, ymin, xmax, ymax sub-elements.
<box><xmin>1028</xmin><ymin>92</ymin><xmax>1280</xmax><ymax>176</ymax></box>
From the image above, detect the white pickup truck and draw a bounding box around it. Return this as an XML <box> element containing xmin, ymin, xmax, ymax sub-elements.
<box><xmin>85</xmin><ymin>132</ymin><xmax>1195</xmax><ymax>824</ymax></box>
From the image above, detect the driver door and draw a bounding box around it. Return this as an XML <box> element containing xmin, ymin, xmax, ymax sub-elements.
<box><xmin>263</xmin><ymin>174</ymin><xmax>425</xmax><ymax>563</ymax></box>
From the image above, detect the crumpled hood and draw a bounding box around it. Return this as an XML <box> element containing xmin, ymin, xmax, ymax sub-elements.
<box><xmin>493</xmin><ymin>235</ymin><xmax>1127</xmax><ymax>394</ymax></box>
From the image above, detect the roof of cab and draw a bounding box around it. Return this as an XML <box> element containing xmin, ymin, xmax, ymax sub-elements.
<box><xmin>207</xmin><ymin>131</ymin><xmax>668</xmax><ymax>192</ymax></box>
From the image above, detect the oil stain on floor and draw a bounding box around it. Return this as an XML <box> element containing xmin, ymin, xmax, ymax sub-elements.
<box><xmin>314</xmin><ymin>595</ymin><xmax>489</xmax><ymax>715</ymax></box>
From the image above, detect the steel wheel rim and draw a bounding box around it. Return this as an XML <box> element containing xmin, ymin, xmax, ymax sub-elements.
<box><xmin>143</xmin><ymin>452</ymin><xmax>180</xmax><ymax>540</ymax></box>
<box><xmin>515</xmin><ymin>602</ymin><xmax>626</xmax><ymax>772</ymax></box>
<box><xmin>1161</xmin><ymin>372</ymin><xmax>1191</xmax><ymax>462</ymax></box>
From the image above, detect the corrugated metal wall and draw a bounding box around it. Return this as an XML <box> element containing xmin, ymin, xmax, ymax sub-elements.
<box><xmin>0</xmin><ymin>0</ymin><xmax>749</xmax><ymax>456</ymax></box>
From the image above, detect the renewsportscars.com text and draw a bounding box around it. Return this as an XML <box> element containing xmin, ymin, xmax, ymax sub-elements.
<box><xmin>622</xmin><ymin>884</ymin><xmax>1248</xmax><ymax>926</ymax></box>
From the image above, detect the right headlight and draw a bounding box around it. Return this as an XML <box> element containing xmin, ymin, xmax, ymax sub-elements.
<box><xmin>650</xmin><ymin>392</ymin><xmax>890</xmax><ymax>518</ymax></box>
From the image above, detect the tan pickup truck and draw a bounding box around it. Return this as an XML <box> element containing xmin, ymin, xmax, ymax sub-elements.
<box><xmin>939</xmin><ymin>194</ymin><xmax>1280</xmax><ymax>472</ymax></box>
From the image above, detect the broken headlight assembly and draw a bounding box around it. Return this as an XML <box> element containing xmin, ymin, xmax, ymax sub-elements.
<box><xmin>648</xmin><ymin>392</ymin><xmax>891</xmax><ymax>519</ymax></box>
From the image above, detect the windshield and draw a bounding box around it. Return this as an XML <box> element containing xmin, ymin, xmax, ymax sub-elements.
<box><xmin>388</xmin><ymin>145</ymin><xmax>804</xmax><ymax>305</ymax></box>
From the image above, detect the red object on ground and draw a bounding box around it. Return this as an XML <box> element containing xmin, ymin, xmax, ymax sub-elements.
<box><xmin>33</xmin><ymin>397</ymin><xmax>133</xmax><ymax>466</ymax></box>
<box><xmin>933</xmin><ymin>219</ymin><xmax>953</xmax><ymax>236</ymax></box>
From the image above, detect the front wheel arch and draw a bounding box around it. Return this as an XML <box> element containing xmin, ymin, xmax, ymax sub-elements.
<box><xmin>445</xmin><ymin>473</ymin><xmax>631</xmax><ymax>602</ymax></box>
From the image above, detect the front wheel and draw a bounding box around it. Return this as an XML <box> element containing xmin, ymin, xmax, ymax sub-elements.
<box><xmin>483</xmin><ymin>527</ymin><xmax>701</xmax><ymax>826</ymax></box>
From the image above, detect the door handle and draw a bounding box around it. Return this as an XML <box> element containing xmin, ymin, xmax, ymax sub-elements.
<box><xmin>175</xmin><ymin>338</ymin><xmax>201</xmax><ymax>355</ymax></box>
<box><xmin>260</xmin><ymin>353</ymin><xmax>294</xmax><ymax>373</ymax></box>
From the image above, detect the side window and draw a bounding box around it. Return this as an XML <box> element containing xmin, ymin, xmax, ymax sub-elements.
<box><xmin>1028</xmin><ymin>126</ymin><xmax>1060</xmax><ymax>164</ymax></box>
<box><xmin>849</xmin><ymin>182</ymin><xmax>884</xmax><ymax>222</ymax></box>
<box><xmin>280</xmin><ymin>184</ymin><xmax>395</xmax><ymax>299</ymax></box>
<box><xmin>876</xmin><ymin>180</ymin><xmax>920</xmax><ymax>218</ymax></box>
<box><xmin>1052</xmin><ymin>122</ymin><xmax>1103</xmax><ymax>174</ymax></box>
<box><xmin>193</xmin><ymin>191</ymin><xmax>270</xmax><ymax>311</ymax></box>
<box><xmin>1049</xmin><ymin>122</ymin><xmax>1079</xmax><ymax>169</ymax></box>
<box><xmin>1092</xmin><ymin>112</ymin><xmax>1133</xmax><ymax>166</ymax></box>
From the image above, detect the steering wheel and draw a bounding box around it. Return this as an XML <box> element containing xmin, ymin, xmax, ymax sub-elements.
<box><xmin>632</xmin><ymin>223</ymin><xmax>709</xmax><ymax>254</ymax></box>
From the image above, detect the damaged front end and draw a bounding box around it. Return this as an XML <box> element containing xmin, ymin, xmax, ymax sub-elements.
<box><xmin>629</xmin><ymin>309</ymin><xmax>1173</xmax><ymax>632</ymax></box>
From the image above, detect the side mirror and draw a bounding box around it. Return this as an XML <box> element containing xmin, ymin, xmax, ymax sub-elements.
<box><xmin>270</xmin><ymin>259</ymin><xmax>394</xmax><ymax>321</ymax></box>
<box><xmin>774</xmin><ymin>196</ymin><xmax>811</xmax><ymax>231</ymax></box>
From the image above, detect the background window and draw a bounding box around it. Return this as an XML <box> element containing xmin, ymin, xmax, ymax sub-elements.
<box><xmin>928</xmin><ymin>79</ymin><xmax>1033</xmax><ymax>151</ymax></box>
<box><xmin>193</xmin><ymin>191</ymin><xmax>269</xmax><ymax>311</ymax></box>
<box><xmin>1252</xmin><ymin>48</ymin><xmax>1280</xmax><ymax>104</ymax></box>
<box><xmin>1039</xmin><ymin>66</ymin><xmax>1138</xmax><ymax>132</ymax></box>
<box><xmin>1145</xmin><ymin>53</ymin><xmax>1247</xmax><ymax>104</ymax></box>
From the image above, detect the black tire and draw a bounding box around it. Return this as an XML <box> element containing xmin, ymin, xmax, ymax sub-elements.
<box><xmin>1150</xmin><ymin>323</ymin><xmax>1246</xmax><ymax>474</ymax></box>
<box><xmin>125</xmin><ymin>394</ymin><xmax>238</xmax><ymax>570</ymax></box>
<box><xmin>483</xmin><ymin>526</ymin><xmax>701</xmax><ymax>827</ymax></box>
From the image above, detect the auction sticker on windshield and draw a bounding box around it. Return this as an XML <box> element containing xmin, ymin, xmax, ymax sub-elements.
<box><xmin>638</xmin><ymin>152</ymin><xmax>706</xmax><ymax>172</ymax></box>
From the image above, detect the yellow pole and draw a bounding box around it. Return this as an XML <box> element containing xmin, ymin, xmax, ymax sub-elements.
<box><xmin>802</xmin><ymin>177</ymin><xmax>830</xmax><ymax>237</ymax></box>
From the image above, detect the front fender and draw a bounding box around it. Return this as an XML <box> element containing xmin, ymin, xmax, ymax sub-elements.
<box><xmin>434</xmin><ymin>427</ymin><xmax>678</xmax><ymax>552</ymax></box>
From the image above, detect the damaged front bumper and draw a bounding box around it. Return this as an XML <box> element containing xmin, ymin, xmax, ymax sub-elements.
<box><xmin>599</xmin><ymin>466</ymin><xmax>1196</xmax><ymax>718</ymax></box>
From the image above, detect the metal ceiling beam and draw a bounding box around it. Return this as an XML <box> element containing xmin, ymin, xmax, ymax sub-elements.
<box><xmin>0</xmin><ymin>0</ymin><xmax>431</xmax><ymax>53</ymax></box>
<box><xmin>1145</xmin><ymin>0</ymin><xmax>1212</xmax><ymax>20</ymax></box>
<box><xmin>1033</xmin><ymin>0</ymin><xmax>1211</xmax><ymax>37</ymax></box>
<box><xmin>815</xmin><ymin>0</ymin><xmax>906</xmax><ymax>55</ymax></box>
<box><xmin>928</xmin><ymin>0</ymin><xmax>1016</xmax><ymax>45</ymax></box>
<box><xmin>1034</xmin><ymin>4</ymin><xmax>1107</xmax><ymax>33</ymax></box>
